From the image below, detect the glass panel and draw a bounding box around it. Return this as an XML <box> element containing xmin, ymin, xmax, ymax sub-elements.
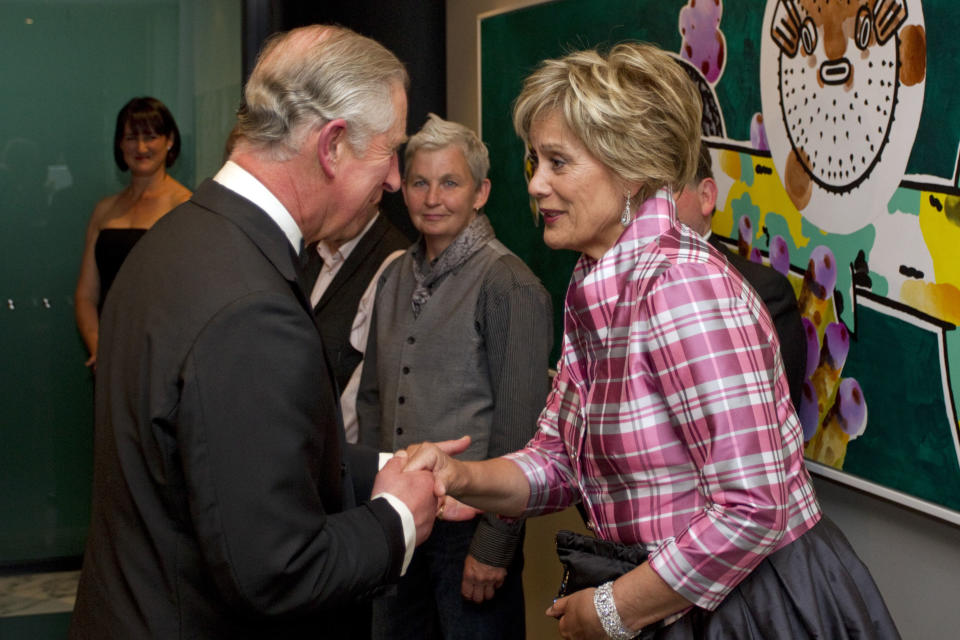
<box><xmin>0</xmin><ymin>0</ymin><xmax>241</xmax><ymax>565</ymax></box>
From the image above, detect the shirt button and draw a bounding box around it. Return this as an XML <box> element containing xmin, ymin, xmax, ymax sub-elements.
<box><xmin>398</xmin><ymin>396</ymin><xmax>406</xmax><ymax>405</ymax></box>
<box><xmin>396</xmin><ymin>427</ymin><xmax>403</xmax><ymax>435</ymax></box>
<box><xmin>402</xmin><ymin>366</ymin><xmax>410</xmax><ymax>374</ymax></box>
<box><xmin>406</xmin><ymin>336</ymin><xmax>416</xmax><ymax>344</ymax></box>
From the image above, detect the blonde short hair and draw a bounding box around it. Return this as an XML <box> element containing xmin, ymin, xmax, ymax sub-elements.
<box><xmin>237</xmin><ymin>25</ymin><xmax>408</xmax><ymax>160</ymax></box>
<box><xmin>404</xmin><ymin>113</ymin><xmax>490</xmax><ymax>187</ymax></box>
<box><xmin>513</xmin><ymin>42</ymin><xmax>701</xmax><ymax>202</ymax></box>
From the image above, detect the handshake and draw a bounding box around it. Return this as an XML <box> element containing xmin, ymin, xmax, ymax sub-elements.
<box><xmin>370</xmin><ymin>435</ymin><xmax>478</xmax><ymax>546</ymax></box>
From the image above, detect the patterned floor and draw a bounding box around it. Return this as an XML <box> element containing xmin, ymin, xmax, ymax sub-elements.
<box><xmin>0</xmin><ymin>571</ymin><xmax>78</xmax><ymax>618</ymax></box>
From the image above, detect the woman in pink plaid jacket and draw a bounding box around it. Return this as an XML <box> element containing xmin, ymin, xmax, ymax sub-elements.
<box><xmin>404</xmin><ymin>42</ymin><xmax>898</xmax><ymax>640</ymax></box>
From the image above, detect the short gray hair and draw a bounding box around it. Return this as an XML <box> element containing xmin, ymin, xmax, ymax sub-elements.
<box><xmin>513</xmin><ymin>42</ymin><xmax>701</xmax><ymax>202</ymax></box>
<box><xmin>404</xmin><ymin>113</ymin><xmax>490</xmax><ymax>187</ymax></box>
<box><xmin>236</xmin><ymin>25</ymin><xmax>409</xmax><ymax>160</ymax></box>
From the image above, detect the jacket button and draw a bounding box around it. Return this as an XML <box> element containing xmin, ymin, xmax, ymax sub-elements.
<box><xmin>402</xmin><ymin>366</ymin><xmax>410</xmax><ymax>374</ymax></box>
<box><xmin>406</xmin><ymin>336</ymin><xmax>415</xmax><ymax>344</ymax></box>
<box><xmin>396</xmin><ymin>427</ymin><xmax>403</xmax><ymax>435</ymax></box>
<box><xmin>398</xmin><ymin>396</ymin><xmax>406</xmax><ymax>405</ymax></box>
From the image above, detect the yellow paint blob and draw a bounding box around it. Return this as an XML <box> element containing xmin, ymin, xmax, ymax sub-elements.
<box><xmin>713</xmin><ymin>151</ymin><xmax>811</xmax><ymax>249</ymax></box>
<box><xmin>918</xmin><ymin>192</ymin><xmax>960</xmax><ymax>287</ymax></box>
<box><xmin>900</xmin><ymin>280</ymin><xmax>960</xmax><ymax>326</ymax></box>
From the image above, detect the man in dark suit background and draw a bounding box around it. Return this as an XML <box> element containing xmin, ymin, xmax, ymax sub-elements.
<box><xmin>69</xmin><ymin>25</ymin><xmax>461</xmax><ymax>639</ymax></box>
<box><xmin>675</xmin><ymin>143</ymin><xmax>807</xmax><ymax>408</ymax></box>
<box><xmin>307</xmin><ymin>203</ymin><xmax>409</xmax><ymax>442</ymax></box>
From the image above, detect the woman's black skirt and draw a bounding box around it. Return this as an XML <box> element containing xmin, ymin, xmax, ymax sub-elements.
<box><xmin>657</xmin><ymin>515</ymin><xmax>900</xmax><ymax>639</ymax></box>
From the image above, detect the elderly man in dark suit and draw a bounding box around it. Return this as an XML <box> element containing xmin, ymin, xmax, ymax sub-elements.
<box><xmin>675</xmin><ymin>143</ymin><xmax>807</xmax><ymax>408</ymax></box>
<box><xmin>69</xmin><ymin>25</ymin><xmax>464</xmax><ymax>640</ymax></box>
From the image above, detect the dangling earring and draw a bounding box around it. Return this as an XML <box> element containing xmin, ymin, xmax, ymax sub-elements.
<box><xmin>620</xmin><ymin>193</ymin><xmax>632</xmax><ymax>227</ymax></box>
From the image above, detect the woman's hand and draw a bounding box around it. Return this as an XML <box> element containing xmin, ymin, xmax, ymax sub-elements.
<box><xmin>398</xmin><ymin>435</ymin><xmax>471</xmax><ymax>497</ymax></box>
<box><xmin>401</xmin><ymin>440</ymin><xmax>531</xmax><ymax>517</ymax></box>
<box><xmin>436</xmin><ymin>494</ymin><xmax>482</xmax><ymax>522</ymax></box>
<box><xmin>546</xmin><ymin>588</ymin><xmax>606</xmax><ymax>639</ymax></box>
<box><xmin>461</xmin><ymin>554</ymin><xmax>506</xmax><ymax>603</ymax></box>
<box><xmin>548</xmin><ymin>565</ymin><xmax>691</xmax><ymax>639</ymax></box>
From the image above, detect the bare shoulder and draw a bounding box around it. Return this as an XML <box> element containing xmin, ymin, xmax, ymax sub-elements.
<box><xmin>165</xmin><ymin>178</ymin><xmax>192</xmax><ymax>208</ymax></box>
<box><xmin>88</xmin><ymin>191</ymin><xmax>124</xmax><ymax>231</ymax></box>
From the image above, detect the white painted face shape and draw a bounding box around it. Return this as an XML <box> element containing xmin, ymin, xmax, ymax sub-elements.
<box><xmin>761</xmin><ymin>0</ymin><xmax>926</xmax><ymax>232</ymax></box>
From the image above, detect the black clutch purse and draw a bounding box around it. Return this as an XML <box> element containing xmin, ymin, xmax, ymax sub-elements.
<box><xmin>555</xmin><ymin>529</ymin><xmax>649</xmax><ymax>597</ymax></box>
<box><xmin>555</xmin><ymin>530</ymin><xmax>661</xmax><ymax>638</ymax></box>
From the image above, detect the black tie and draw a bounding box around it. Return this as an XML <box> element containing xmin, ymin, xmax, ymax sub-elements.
<box><xmin>300</xmin><ymin>241</ymin><xmax>324</xmax><ymax>294</ymax></box>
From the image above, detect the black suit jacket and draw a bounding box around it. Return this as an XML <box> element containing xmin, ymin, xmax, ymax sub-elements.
<box><xmin>69</xmin><ymin>180</ymin><xmax>404</xmax><ymax>639</ymax></box>
<box><xmin>709</xmin><ymin>235</ymin><xmax>807</xmax><ymax>408</ymax></box>
<box><xmin>313</xmin><ymin>215</ymin><xmax>409</xmax><ymax>392</ymax></box>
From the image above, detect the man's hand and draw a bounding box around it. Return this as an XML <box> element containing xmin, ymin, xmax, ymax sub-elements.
<box><xmin>372</xmin><ymin>455</ymin><xmax>438</xmax><ymax>546</ymax></box>
<box><xmin>461</xmin><ymin>554</ymin><xmax>506</xmax><ymax>603</ymax></box>
<box><xmin>545</xmin><ymin>588</ymin><xmax>606</xmax><ymax>639</ymax></box>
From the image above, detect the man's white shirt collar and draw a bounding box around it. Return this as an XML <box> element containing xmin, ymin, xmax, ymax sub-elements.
<box><xmin>213</xmin><ymin>161</ymin><xmax>303</xmax><ymax>253</ymax></box>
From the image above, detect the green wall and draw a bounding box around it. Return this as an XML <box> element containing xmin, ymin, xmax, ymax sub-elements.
<box><xmin>0</xmin><ymin>0</ymin><xmax>241</xmax><ymax>566</ymax></box>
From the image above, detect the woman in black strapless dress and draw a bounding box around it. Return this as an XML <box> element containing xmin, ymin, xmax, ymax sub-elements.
<box><xmin>74</xmin><ymin>97</ymin><xmax>191</xmax><ymax>370</ymax></box>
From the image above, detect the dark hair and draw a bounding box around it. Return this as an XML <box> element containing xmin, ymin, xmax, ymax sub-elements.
<box><xmin>694</xmin><ymin>141</ymin><xmax>713</xmax><ymax>183</ymax></box>
<box><xmin>113</xmin><ymin>97</ymin><xmax>181</xmax><ymax>171</ymax></box>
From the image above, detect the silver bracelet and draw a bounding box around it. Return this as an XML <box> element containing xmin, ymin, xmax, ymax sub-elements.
<box><xmin>593</xmin><ymin>581</ymin><xmax>638</xmax><ymax>640</ymax></box>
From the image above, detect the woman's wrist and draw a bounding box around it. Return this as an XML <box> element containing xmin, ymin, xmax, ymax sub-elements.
<box><xmin>593</xmin><ymin>581</ymin><xmax>639</xmax><ymax>639</ymax></box>
<box><xmin>445</xmin><ymin>457</ymin><xmax>470</xmax><ymax>498</ymax></box>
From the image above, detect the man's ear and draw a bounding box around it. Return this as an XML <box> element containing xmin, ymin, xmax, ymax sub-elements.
<box><xmin>316</xmin><ymin>118</ymin><xmax>348</xmax><ymax>179</ymax></box>
<box><xmin>697</xmin><ymin>177</ymin><xmax>719</xmax><ymax>218</ymax></box>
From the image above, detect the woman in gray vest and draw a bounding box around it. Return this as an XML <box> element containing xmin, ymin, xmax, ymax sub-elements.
<box><xmin>357</xmin><ymin>113</ymin><xmax>553</xmax><ymax>639</ymax></box>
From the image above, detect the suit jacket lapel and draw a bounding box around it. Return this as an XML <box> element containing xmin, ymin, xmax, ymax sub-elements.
<box><xmin>191</xmin><ymin>180</ymin><xmax>314</xmax><ymax>313</ymax></box>
<box><xmin>314</xmin><ymin>215</ymin><xmax>388</xmax><ymax>313</ymax></box>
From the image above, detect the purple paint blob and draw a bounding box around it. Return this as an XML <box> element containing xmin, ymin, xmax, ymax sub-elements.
<box><xmin>678</xmin><ymin>0</ymin><xmax>724</xmax><ymax>83</ymax></box>
<box><xmin>802</xmin><ymin>317</ymin><xmax>819</xmax><ymax>378</ymax></box>
<box><xmin>804</xmin><ymin>245</ymin><xmax>837</xmax><ymax>299</ymax></box>
<box><xmin>769</xmin><ymin>235</ymin><xmax>790</xmax><ymax>276</ymax></box>
<box><xmin>750</xmin><ymin>112</ymin><xmax>769</xmax><ymax>151</ymax></box>
<box><xmin>821</xmin><ymin>322</ymin><xmax>850</xmax><ymax>370</ymax></box>
<box><xmin>738</xmin><ymin>215</ymin><xmax>752</xmax><ymax>243</ymax></box>
<box><xmin>835</xmin><ymin>378</ymin><xmax>867</xmax><ymax>438</ymax></box>
<box><xmin>799</xmin><ymin>380</ymin><xmax>819</xmax><ymax>442</ymax></box>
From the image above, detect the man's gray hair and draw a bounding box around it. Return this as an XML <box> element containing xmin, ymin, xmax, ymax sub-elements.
<box><xmin>236</xmin><ymin>25</ymin><xmax>408</xmax><ymax>160</ymax></box>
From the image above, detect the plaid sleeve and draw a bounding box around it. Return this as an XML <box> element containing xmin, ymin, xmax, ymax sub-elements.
<box><xmin>504</xmin><ymin>362</ymin><xmax>582</xmax><ymax>516</ymax></box>
<box><xmin>642</xmin><ymin>262</ymin><xmax>792</xmax><ymax>610</ymax></box>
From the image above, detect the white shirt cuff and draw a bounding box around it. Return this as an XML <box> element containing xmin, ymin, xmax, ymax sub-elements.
<box><xmin>372</xmin><ymin>492</ymin><xmax>416</xmax><ymax>575</ymax></box>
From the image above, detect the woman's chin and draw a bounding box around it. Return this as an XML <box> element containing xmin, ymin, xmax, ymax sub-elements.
<box><xmin>542</xmin><ymin>230</ymin><xmax>572</xmax><ymax>252</ymax></box>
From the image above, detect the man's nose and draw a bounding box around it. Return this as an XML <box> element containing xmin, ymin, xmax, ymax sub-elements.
<box><xmin>383</xmin><ymin>153</ymin><xmax>401</xmax><ymax>192</ymax></box>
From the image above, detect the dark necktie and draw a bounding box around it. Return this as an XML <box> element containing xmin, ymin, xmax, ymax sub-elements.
<box><xmin>300</xmin><ymin>241</ymin><xmax>324</xmax><ymax>295</ymax></box>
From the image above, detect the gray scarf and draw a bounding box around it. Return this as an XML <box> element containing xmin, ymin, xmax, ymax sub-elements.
<box><xmin>410</xmin><ymin>214</ymin><xmax>495</xmax><ymax>317</ymax></box>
